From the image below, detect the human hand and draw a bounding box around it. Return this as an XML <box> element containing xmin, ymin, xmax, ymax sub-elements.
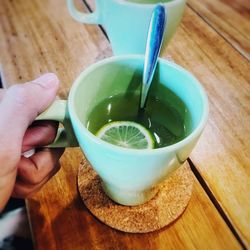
<box><xmin>0</xmin><ymin>73</ymin><xmax>64</xmax><ymax>211</ymax></box>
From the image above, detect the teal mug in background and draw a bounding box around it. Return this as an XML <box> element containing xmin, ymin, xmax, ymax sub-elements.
<box><xmin>66</xmin><ymin>0</ymin><xmax>186</xmax><ymax>55</ymax></box>
<box><xmin>38</xmin><ymin>55</ymin><xmax>208</xmax><ymax>206</ymax></box>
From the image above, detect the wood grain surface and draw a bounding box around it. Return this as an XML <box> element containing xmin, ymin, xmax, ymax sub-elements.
<box><xmin>166</xmin><ymin>5</ymin><xmax>250</xmax><ymax>246</ymax></box>
<box><xmin>0</xmin><ymin>0</ymin><xmax>249</xmax><ymax>249</ymax></box>
<box><xmin>27</xmin><ymin>149</ymin><xmax>240</xmax><ymax>250</ymax></box>
<box><xmin>187</xmin><ymin>0</ymin><xmax>250</xmax><ymax>60</ymax></box>
<box><xmin>0</xmin><ymin>0</ymin><xmax>110</xmax><ymax>89</ymax></box>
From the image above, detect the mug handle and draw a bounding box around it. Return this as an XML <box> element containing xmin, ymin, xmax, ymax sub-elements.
<box><xmin>36</xmin><ymin>100</ymin><xmax>78</xmax><ymax>148</ymax></box>
<box><xmin>67</xmin><ymin>0</ymin><xmax>101</xmax><ymax>24</ymax></box>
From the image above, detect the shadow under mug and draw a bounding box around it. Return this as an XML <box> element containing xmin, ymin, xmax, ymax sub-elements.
<box><xmin>37</xmin><ymin>55</ymin><xmax>208</xmax><ymax>206</ymax></box>
<box><xmin>67</xmin><ymin>0</ymin><xmax>186</xmax><ymax>55</ymax></box>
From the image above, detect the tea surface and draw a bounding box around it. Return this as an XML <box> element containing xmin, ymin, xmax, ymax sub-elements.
<box><xmin>87</xmin><ymin>93</ymin><xmax>190</xmax><ymax>148</ymax></box>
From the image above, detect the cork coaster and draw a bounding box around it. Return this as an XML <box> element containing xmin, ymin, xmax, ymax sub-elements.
<box><xmin>78</xmin><ymin>158</ymin><xmax>193</xmax><ymax>233</ymax></box>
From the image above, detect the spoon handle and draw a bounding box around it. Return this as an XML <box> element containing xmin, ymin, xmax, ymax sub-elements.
<box><xmin>140</xmin><ymin>5</ymin><xmax>166</xmax><ymax>108</ymax></box>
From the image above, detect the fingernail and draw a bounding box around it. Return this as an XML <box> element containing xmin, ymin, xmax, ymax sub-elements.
<box><xmin>34</xmin><ymin>73</ymin><xmax>59</xmax><ymax>88</ymax></box>
<box><xmin>21</xmin><ymin>148</ymin><xmax>35</xmax><ymax>158</ymax></box>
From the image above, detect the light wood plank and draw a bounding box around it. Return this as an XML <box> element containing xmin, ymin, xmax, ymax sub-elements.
<box><xmin>0</xmin><ymin>0</ymin><xmax>110</xmax><ymax>90</ymax></box>
<box><xmin>164</xmin><ymin>6</ymin><xmax>250</xmax><ymax>247</ymax></box>
<box><xmin>27</xmin><ymin>149</ymin><xmax>241</xmax><ymax>250</ymax></box>
<box><xmin>0</xmin><ymin>0</ymin><xmax>245</xmax><ymax>248</ymax></box>
<box><xmin>187</xmin><ymin>0</ymin><xmax>250</xmax><ymax>60</ymax></box>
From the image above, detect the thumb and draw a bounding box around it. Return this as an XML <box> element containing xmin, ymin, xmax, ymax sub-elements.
<box><xmin>0</xmin><ymin>73</ymin><xmax>59</xmax><ymax>154</ymax></box>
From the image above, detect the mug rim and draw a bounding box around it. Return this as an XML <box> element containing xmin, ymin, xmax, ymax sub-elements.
<box><xmin>116</xmin><ymin>0</ymin><xmax>185</xmax><ymax>7</ymax></box>
<box><xmin>69</xmin><ymin>55</ymin><xmax>209</xmax><ymax>155</ymax></box>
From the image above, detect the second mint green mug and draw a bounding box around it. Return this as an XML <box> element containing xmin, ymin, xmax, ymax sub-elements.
<box><xmin>38</xmin><ymin>55</ymin><xmax>208</xmax><ymax>206</ymax></box>
<box><xmin>67</xmin><ymin>0</ymin><xmax>186</xmax><ymax>55</ymax></box>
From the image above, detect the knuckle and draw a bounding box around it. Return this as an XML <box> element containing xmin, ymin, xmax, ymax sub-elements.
<box><xmin>26</xmin><ymin>171</ymin><xmax>43</xmax><ymax>186</ymax></box>
<box><xmin>18</xmin><ymin>166</ymin><xmax>42</xmax><ymax>186</ymax></box>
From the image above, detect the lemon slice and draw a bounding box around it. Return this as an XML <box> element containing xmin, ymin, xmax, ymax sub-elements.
<box><xmin>96</xmin><ymin>121</ymin><xmax>154</xmax><ymax>149</ymax></box>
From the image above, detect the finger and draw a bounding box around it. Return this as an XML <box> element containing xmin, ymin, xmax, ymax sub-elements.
<box><xmin>12</xmin><ymin>147</ymin><xmax>64</xmax><ymax>198</ymax></box>
<box><xmin>16</xmin><ymin>148</ymin><xmax>64</xmax><ymax>186</ymax></box>
<box><xmin>22</xmin><ymin>120</ymin><xmax>59</xmax><ymax>152</ymax></box>
<box><xmin>12</xmin><ymin>162</ymin><xmax>60</xmax><ymax>198</ymax></box>
<box><xmin>0</xmin><ymin>171</ymin><xmax>17</xmax><ymax>211</ymax></box>
<box><xmin>0</xmin><ymin>89</ymin><xmax>6</xmax><ymax>102</ymax></box>
<box><xmin>0</xmin><ymin>73</ymin><xmax>59</xmax><ymax>157</ymax></box>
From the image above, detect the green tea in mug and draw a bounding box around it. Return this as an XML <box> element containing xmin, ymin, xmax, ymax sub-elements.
<box><xmin>86</xmin><ymin>91</ymin><xmax>191</xmax><ymax>149</ymax></box>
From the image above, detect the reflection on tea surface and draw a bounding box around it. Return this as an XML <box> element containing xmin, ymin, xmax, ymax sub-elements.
<box><xmin>87</xmin><ymin>92</ymin><xmax>191</xmax><ymax>148</ymax></box>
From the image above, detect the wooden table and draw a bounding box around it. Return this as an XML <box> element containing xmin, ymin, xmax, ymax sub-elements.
<box><xmin>0</xmin><ymin>0</ymin><xmax>249</xmax><ymax>249</ymax></box>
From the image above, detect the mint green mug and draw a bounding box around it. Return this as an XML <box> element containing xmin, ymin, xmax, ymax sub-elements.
<box><xmin>66</xmin><ymin>0</ymin><xmax>186</xmax><ymax>55</ymax></box>
<box><xmin>38</xmin><ymin>55</ymin><xmax>208</xmax><ymax>205</ymax></box>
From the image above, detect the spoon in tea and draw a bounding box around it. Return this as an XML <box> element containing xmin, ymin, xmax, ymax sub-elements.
<box><xmin>139</xmin><ymin>4</ymin><xmax>166</xmax><ymax>111</ymax></box>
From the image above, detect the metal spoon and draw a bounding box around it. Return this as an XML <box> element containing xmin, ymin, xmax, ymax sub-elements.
<box><xmin>140</xmin><ymin>5</ymin><xmax>166</xmax><ymax>109</ymax></box>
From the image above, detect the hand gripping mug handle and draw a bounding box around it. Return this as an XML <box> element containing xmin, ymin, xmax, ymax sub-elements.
<box><xmin>67</xmin><ymin>0</ymin><xmax>101</xmax><ymax>24</ymax></box>
<box><xmin>36</xmin><ymin>100</ymin><xmax>78</xmax><ymax>148</ymax></box>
